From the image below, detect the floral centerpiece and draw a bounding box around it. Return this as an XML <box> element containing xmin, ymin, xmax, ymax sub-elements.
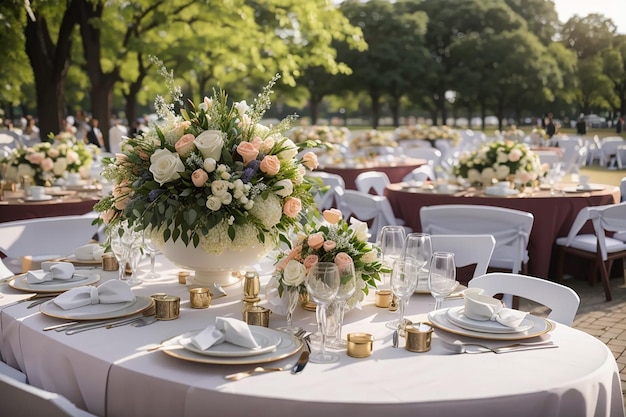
<box><xmin>2</xmin><ymin>136</ymin><xmax>96</xmax><ymax>186</ymax></box>
<box><xmin>495</xmin><ymin>125</ymin><xmax>525</xmax><ymax>142</ymax></box>
<box><xmin>94</xmin><ymin>65</ymin><xmax>320</xmax><ymax>285</ymax></box>
<box><xmin>289</xmin><ymin>125</ymin><xmax>350</xmax><ymax>146</ymax></box>
<box><xmin>453</xmin><ymin>140</ymin><xmax>542</xmax><ymax>185</ymax></box>
<box><xmin>267</xmin><ymin>208</ymin><xmax>388</xmax><ymax>311</ymax></box>
<box><xmin>350</xmin><ymin>129</ymin><xmax>397</xmax><ymax>151</ymax></box>
<box><xmin>394</xmin><ymin>124</ymin><xmax>461</xmax><ymax>147</ymax></box>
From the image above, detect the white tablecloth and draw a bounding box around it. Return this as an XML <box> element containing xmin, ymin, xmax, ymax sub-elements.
<box><xmin>0</xmin><ymin>256</ymin><xmax>623</xmax><ymax>417</ymax></box>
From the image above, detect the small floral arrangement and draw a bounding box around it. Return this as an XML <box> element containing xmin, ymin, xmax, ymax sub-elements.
<box><xmin>269</xmin><ymin>208</ymin><xmax>388</xmax><ymax>309</ymax></box>
<box><xmin>453</xmin><ymin>140</ymin><xmax>542</xmax><ymax>185</ymax></box>
<box><xmin>289</xmin><ymin>125</ymin><xmax>350</xmax><ymax>146</ymax></box>
<box><xmin>350</xmin><ymin>129</ymin><xmax>397</xmax><ymax>151</ymax></box>
<box><xmin>94</xmin><ymin>63</ymin><xmax>319</xmax><ymax>254</ymax></box>
<box><xmin>395</xmin><ymin>125</ymin><xmax>461</xmax><ymax>146</ymax></box>
<box><xmin>495</xmin><ymin>126</ymin><xmax>525</xmax><ymax>141</ymax></box>
<box><xmin>2</xmin><ymin>136</ymin><xmax>95</xmax><ymax>186</ymax></box>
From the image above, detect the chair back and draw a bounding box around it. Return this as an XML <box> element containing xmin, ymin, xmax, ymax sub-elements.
<box><xmin>403</xmin><ymin>165</ymin><xmax>435</xmax><ymax>183</ymax></box>
<box><xmin>430</xmin><ymin>235</ymin><xmax>496</xmax><ymax>279</ymax></box>
<box><xmin>589</xmin><ymin>202</ymin><xmax>626</xmax><ymax>261</ymax></box>
<box><xmin>308</xmin><ymin>172</ymin><xmax>345</xmax><ymax>211</ymax></box>
<box><xmin>468</xmin><ymin>273</ymin><xmax>580</xmax><ymax>325</ymax></box>
<box><xmin>355</xmin><ymin>171</ymin><xmax>391</xmax><ymax>196</ymax></box>
<box><xmin>403</xmin><ymin>148</ymin><xmax>442</xmax><ymax>166</ymax></box>
<box><xmin>620</xmin><ymin>177</ymin><xmax>626</xmax><ymax>203</ymax></box>
<box><xmin>420</xmin><ymin>205</ymin><xmax>534</xmax><ymax>274</ymax></box>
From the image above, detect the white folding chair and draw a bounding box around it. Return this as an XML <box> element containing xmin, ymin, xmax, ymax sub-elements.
<box><xmin>0</xmin><ymin>213</ymin><xmax>100</xmax><ymax>273</ymax></box>
<box><xmin>355</xmin><ymin>171</ymin><xmax>391</xmax><ymax>196</ymax></box>
<box><xmin>468</xmin><ymin>273</ymin><xmax>580</xmax><ymax>326</ymax></box>
<box><xmin>403</xmin><ymin>147</ymin><xmax>442</xmax><ymax>167</ymax></box>
<box><xmin>402</xmin><ymin>165</ymin><xmax>435</xmax><ymax>183</ymax></box>
<box><xmin>555</xmin><ymin>202</ymin><xmax>626</xmax><ymax>301</ymax></box>
<box><xmin>617</xmin><ymin>145</ymin><xmax>626</xmax><ymax>169</ymax></box>
<box><xmin>600</xmin><ymin>137</ymin><xmax>624</xmax><ymax>168</ymax></box>
<box><xmin>308</xmin><ymin>172</ymin><xmax>346</xmax><ymax>212</ymax></box>
<box><xmin>621</xmin><ymin>177</ymin><xmax>626</xmax><ymax>203</ymax></box>
<box><xmin>0</xmin><ymin>373</ymin><xmax>97</xmax><ymax>417</ymax></box>
<box><xmin>430</xmin><ymin>235</ymin><xmax>496</xmax><ymax>285</ymax></box>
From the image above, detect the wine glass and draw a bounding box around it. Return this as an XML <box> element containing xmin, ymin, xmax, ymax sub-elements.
<box><xmin>427</xmin><ymin>252</ymin><xmax>458</xmax><ymax>311</ymax></box>
<box><xmin>126</xmin><ymin>244</ymin><xmax>144</xmax><ymax>287</ymax></box>
<box><xmin>327</xmin><ymin>260</ymin><xmax>357</xmax><ymax>349</ymax></box>
<box><xmin>403</xmin><ymin>233</ymin><xmax>432</xmax><ymax>291</ymax></box>
<box><xmin>276</xmin><ymin>285</ymin><xmax>303</xmax><ymax>335</ymax></box>
<box><xmin>142</xmin><ymin>230</ymin><xmax>161</xmax><ymax>279</ymax></box>
<box><xmin>108</xmin><ymin>221</ymin><xmax>141</xmax><ymax>284</ymax></box>
<box><xmin>377</xmin><ymin>225</ymin><xmax>406</xmax><ymax>290</ymax></box>
<box><xmin>305</xmin><ymin>262</ymin><xmax>340</xmax><ymax>363</ymax></box>
<box><xmin>385</xmin><ymin>257</ymin><xmax>420</xmax><ymax>334</ymax></box>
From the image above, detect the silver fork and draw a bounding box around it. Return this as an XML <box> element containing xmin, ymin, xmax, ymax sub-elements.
<box><xmin>445</xmin><ymin>340</ymin><xmax>556</xmax><ymax>354</ymax></box>
<box><xmin>224</xmin><ymin>364</ymin><xmax>295</xmax><ymax>381</ymax></box>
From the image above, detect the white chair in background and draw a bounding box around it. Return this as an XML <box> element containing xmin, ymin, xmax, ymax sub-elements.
<box><xmin>402</xmin><ymin>165</ymin><xmax>436</xmax><ymax>183</ymax></box>
<box><xmin>616</xmin><ymin>145</ymin><xmax>626</xmax><ymax>169</ymax></box>
<box><xmin>403</xmin><ymin>147</ymin><xmax>442</xmax><ymax>167</ymax></box>
<box><xmin>0</xmin><ymin>373</ymin><xmax>97</xmax><ymax>417</ymax></box>
<box><xmin>600</xmin><ymin>137</ymin><xmax>624</xmax><ymax>168</ymax></box>
<box><xmin>308</xmin><ymin>172</ymin><xmax>346</xmax><ymax>212</ymax></box>
<box><xmin>621</xmin><ymin>177</ymin><xmax>626</xmax><ymax>203</ymax></box>
<box><xmin>535</xmin><ymin>150</ymin><xmax>562</xmax><ymax>167</ymax></box>
<box><xmin>355</xmin><ymin>171</ymin><xmax>391</xmax><ymax>196</ymax></box>
<box><xmin>555</xmin><ymin>202</ymin><xmax>626</xmax><ymax>301</ymax></box>
<box><xmin>430</xmin><ymin>235</ymin><xmax>496</xmax><ymax>284</ymax></box>
<box><xmin>0</xmin><ymin>212</ymin><xmax>100</xmax><ymax>273</ymax></box>
<box><xmin>468</xmin><ymin>273</ymin><xmax>580</xmax><ymax>326</ymax></box>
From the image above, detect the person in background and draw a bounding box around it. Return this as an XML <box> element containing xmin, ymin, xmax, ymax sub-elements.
<box><xmin>108</xmin><ymin>117</ymin><xmax>128</xmax><ymax>154</ymax></box>
<box><xmin>616</xmin><ymin>116</ymin><xmax>624</xmax><ymax>134</ymax></box>
<box><xmin>576</xmin><ymin>115</ymin><xmax>586</xmax><ymax>135</ymax></box>
<box><xmin>86</xmin><ymin>118</ymin><xmax>104</xmax><ymax>148</ymax></box>
<box><xmin>545</xmin><ymin>113</ymin><xmax>556</xmax><ymax>138</ymax></box>
<box><xmin>22</xmin><ymin>115</ymin><xmax>40</xmax><ymax>144</ymax></box>
<box><xmin>74</xmin><ymin>110</ymin><xmax>90</xmax><ymax>141</ymax></box>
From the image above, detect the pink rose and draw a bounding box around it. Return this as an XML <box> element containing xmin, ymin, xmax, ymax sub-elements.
<box><xmin>303</xmin><ymin>255</ymin><xmax>319</xmax><ymax>270</ymax></box>
<box><xmin>101</xmin><ymin>208</ymin><xmax>116</xmax><ymax>224</ymax></box>
<box><xmin>307</xmin><ymin>232</ymin><xmax>325</xmax><ymax>250</ymax></box>
<box><xmin>334</xmin><ymin>252</ymin><xmax>353</xmax><ymax>267</ymax></box>
<box><xmin>323</xmin><ymin>240</ymin><xmax>337</xmax><ymax>252</ymax></box>
<box><xmin>191</xmin><ymin>169</ymin><xmax>209</xmax><ymax>187</ymax></box>
<box><xmin>236</xmin><ymin>142</ymin><xmax>259</xmax><ymax>166</ymax></box>
<box><xmin>323</xmin><ymin>209</ymin><xmax>342</xmax><ymax>224</ymax></box>
<box><xmin>138</xmin><ymin>150</ymin><xmax>150</xmax><ymax>161</ymax></box>
<box><xmin>276</xmin><ymin>245</ymin><xmax>303</xmax><ymax>271</ymax></box>
<box><xmin>283</xmin><ymin>197</ymin><xmax>302</xmax><ymax>218</ymax></box>
<box><xmin>302</xmin><ymin>152</ymin><xmax>318</xmax><ymax>170</ymax></box>
<box><xmin>251</xmin><ymin>136</ymin><xmax>263</xmax><ymax>150</ymax></box>
<box><xmin>26</xmin><ymin>153</ymin><xmax>43</xmax><ymax>164</ymax></box>
<box><xmin>175</xmin><ymin>134</ymin><xmax>196</xmax><ymax>157</ymax></box>
<box><xmin>40</xmin><ymin>158</ymin><xmax>54</xmax><ymax>172</ymax></box>
<box><xmin>260</xmin><ymin>155</ymin><xmax>280</xmax><ymax>176</ymax></box>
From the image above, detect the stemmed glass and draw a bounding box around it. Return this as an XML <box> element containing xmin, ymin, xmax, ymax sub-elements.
<box><xmin>108</xmin><ymin>221</ymin><xmax>141</xmax><ymax>285</ymax></box>
<box><xmin>402</xmin><ymin>233</ymin><xmax>432</xmax><ymax>291</ymax></box>
<box><xmin>276</xmin><ymin>286</ymin><xmax>303</xmax><ymax>335</ymax></box>
<box><xmin>327</xmin><ymin>259</ymin><xmax>357</xmax><ymax>349</ymax></box>
<box><xmin>142</xmin><ymin>230</ymin><xmax>161</xmax><ymax>279</ymax></box>
<box><xmin>427</xmin><ymin>252</ymin><xmax>457</xmax><ymax>311</ymax></box>
<box><xmin>126</xmin><ymin>244</ymin><xmax>144</xmax><ymax>287</ymax></box>
<box><xmin>305</xmin><ymin>262</ymin><xmax>340</xmax><ymax>363</ymax></box>
<box><xmin>377</xmin><ymin>225</ymin><xmax>406</xmax><ymax>291</ymax></box>
<box><xmin>385</xmin><ymin>257</ymin><xmax>420</xmax><ymax>334</ymax></box>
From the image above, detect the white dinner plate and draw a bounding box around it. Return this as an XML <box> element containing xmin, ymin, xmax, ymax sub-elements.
<box><xmin>178</xmin><ymin>327</ymin><xmax>282</xmax><ymax>357</ymax></box>
<box><xmin>484</xmin><ymin>187</ymin><xmax>519</xmax><ymax>196</ymax></box>
<box><xmin>60</xmin><ymin>254</ymin><xmax>103</xmax><ymax>265</ymax></box>
<box><xmin>39</xmin><ymin>296</ymin><xmax>153</xmax><ymax>321</ymax></box>
<box><xmin>445</xmin><ymin>306</ymin><xmax>534</xmax><ymax>334</ymax></box>
<box><xmin>9</xmin><ymin>271</ymin><xmax>100</xmax><ymax>293</ymax></box>
<box><xmin>161</xmin><ymin>328</ymin><xmax>303</xmax><ymax>365</ymax></box>
<box><xmin>562</xmin><ymin>184</ymin><xmax>605</xmax><ymax>193</ymax></box>
<box><xmin>24</xmin><ymin>195</ymin><xmax>54</xmax><ymax>201</ymax></box>
<box><xmin>428</xmin><ymin>308</ymin><xmax>552</xmax><ymax>341</ymax></box>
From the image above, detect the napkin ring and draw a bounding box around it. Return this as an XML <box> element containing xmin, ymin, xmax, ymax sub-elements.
<box><xmin>243</xmin><ymin>306</ymin><xmax>271</xmax><ymax>327</ymax></box>
<box><xmin>347</xmin><ymin>333</ymin><xmax>373</xmax><ymax>358</ymax></box>
<box><xmin>189</xmin><ymin>288</ymin><xmax>211</xmax><ymax>309</ymax></box>
<box><xmin>154</xmin><ymin>295</ymin><xmax>180</xmax><ymax>320</ymax></box>
<box><xmin>405</xmin><ymin>323</ymin><xmax>433</xmax><ymax>353</ymax></box>
<box><xmin>102</xmin><ymin>253</ymin><xmax>119</xmax><ymax>271</ymax></box>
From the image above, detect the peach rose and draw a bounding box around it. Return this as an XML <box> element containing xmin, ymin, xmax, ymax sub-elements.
<box><xmin>283</xmin><ymin>197</ymin><xmax>302</xmax><ymax>218</ymax></box>
<box><xmin>303</xmin><ymin>255</ymin><xmax>319</xmax><ymax>270</ymax></box>
<box><xmin>40</xmin><ymin>158</ymin><xmax>54</xmax><ymax>172</ymax></box>
<box><xmin>334</xmin><ymin>252</ymin><xmax>353</xmax><ymax>267</ymax></box>
<box><xmin>175</xmin><ymin>134</ymin><xmax>196</xmax><ymax>157</ymax></box>
<box><xmin>302</xmin><ymin>152</ymin><xmax>318</xmax><ymax>170</ymax></box>
<box><xmin>323</xmin><ymin>209</ymin><xmax>342</xmax><ymax>225</ymax></box>
<box><xmin>276</xmin><ymin>244</ymin><xmax>303</xmax><ymax>271</ymax></box>
<box><xmin>101</xmin><ymin>208</ymin><xmax>116</xmax><ymax>224</ymax></box>
<box><xmin>26</xmin><ymin>153</ymin><xmax>44</xmax><ymax>164</ymax></box>
<box><xmin>191</xmin><ymin>169</ymin><xmax>209</xmax><ymax>187</ymax></box>
<box><xmin>236</xmin><ymin>142</ymin><xmax>259</xmax><ymax>165</ymax></box>
<box><xmin>260</xmin><ymin>155</ymin><xmax>280</xmax><ymax>176</ymax></box>
<box><xmin>323</xmin><ymin>240</ymin><xmax>337</xmax><ymax>252</ymax></box>
<box><xmin>251</xmin><ymin>136</ymin><xmax>263</xmax><ymax>150</ymax></box>
<box><xmin>307</xmin><ymin>232</ymin><xmax>325</xmax><ymax>250</ymax></box>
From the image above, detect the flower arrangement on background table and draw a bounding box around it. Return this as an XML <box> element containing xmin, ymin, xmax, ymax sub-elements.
<box><xmin>289</xmin><ymin>125</ymin><xmax>350</xmax><ymax>146</ymax></box>
<box><xmin>2</xmin><ymin>135</ymin><xmax>96</xmax><ymax>186</ymax></box>
<box><xmin>350</xmin><ymin>129</ymin><xmax>398</xmax><ymax>152</ymax></box>
<box><xmin>394</xmin><ymin>124</ymin><xmax>461</xmax><ymax>147</ymax></box>
<box><xmin>453</xmin><ymin>140</ymin><xmax>542</xmax><ymax>185</ymax></box>
<box><xmin>495</xmin><ymin>125</ymin><xmax>525</xmax><ymax>142</ymax></box>
<box><xmin>95</xmin><ymin>61</ymin><xmax>319</xmax><ymax>258</ymax></box>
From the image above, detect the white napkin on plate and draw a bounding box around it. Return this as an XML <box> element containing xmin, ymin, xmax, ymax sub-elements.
<box><xmin>52</xmin><ymin>280</ymin><xmax>135</xmax><ymax>310</ymax></box>
<box><xmin>463</xmin><ymin>288</ymin><xmax>528</xmax><ymax>329</ymax></box>
<box><xmin>26</xmin><ymin>262</ymin><xmax>75</xmax><ymax>284</ymax></box>
<box><xmin>74</xmin><ymin>243</ymin><xmax>105</xmax><ymax>261</ymax></box>
<box><xmin>190</xmin><ymin>317</ymin><xmax>260</xmax><ymax>351</ymax></box>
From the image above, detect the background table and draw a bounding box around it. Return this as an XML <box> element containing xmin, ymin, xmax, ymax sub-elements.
<box><xmin>319</xmin><ymin>157</ymin><xmax>425</xmax><ymax>189</ymax></box>
<box><xmin>0</xmin><ymin>255</ymin><xmax>623</xmax><ymax>417</ymax></box>
<box><xmin>385</xmin><ymin>183</ymin><xmax>620</xmax><ymax>279</ymax></box>
<box><xmin>0</xmin><ymin>191</ymin><xmax>100</xmax><ymax>223</ymax></box>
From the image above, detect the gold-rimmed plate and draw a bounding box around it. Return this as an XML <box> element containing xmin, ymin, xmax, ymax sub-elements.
<box><xmin>427</xmin><ymin>308</ymin><xmax>553</xmax><ymax>341</ymax></box>
<box><xmin>161</xmin><ymin>328</ymin><xmax>302</xmax><ymax>365</ymax></box>
<box><xmin>179</xmin><ymin>327</ymin><xmax>282</xmax><ymax>357</ymax></box>
<box><xmin>39</xmin><ymin>296</ymin><xmax>153</xmax><ymax>321</ymax></box>
<box><xmin>9</xmin><ymin>271</ymin><xmax>100</xmax><ymax>293</ymax></box>
<box><xmin>59</xmin><ymin>255</ymin><xmax>103</xmax><ymax>266</ymax></box>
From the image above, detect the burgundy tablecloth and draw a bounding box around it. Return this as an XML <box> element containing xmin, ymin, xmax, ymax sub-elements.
<box><xmin>385</xmin><ymin>183</ymin><xmax>620</xmax><ymax>279</ymax></box>
<box><xmin>0</xmin><ymin>198</ymin><xmax>98</xmax><ymax>223</ymax></box>
<box><xmin>319</xmin><ymin>158</ymin><xmax>426</xmax><ymax>189</ymax></box>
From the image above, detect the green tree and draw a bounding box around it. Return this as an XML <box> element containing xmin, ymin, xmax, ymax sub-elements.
<box><xmin>561</xmin><ymin>14</ymin><xmax>617</xmax><ymax>60</ymax></box>
<box><xmin>503</xmin><ymin>0</ymin><xmax>559</xmax><ymax>45</ymax></box>
<box><xmin>600</xmin><ymin>35</ymin><xmax>626</xmax><ymax>116</ymax></box>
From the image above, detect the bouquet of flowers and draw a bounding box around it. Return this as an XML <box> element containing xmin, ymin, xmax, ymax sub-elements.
<box><xmin>268</xmin><ymin>208</ymin><xmax>388</xmax><ymax>309</ymax></box>
<box><xmin>94</xmin><ymin>66</ymin><xmax>319</xmax><ymax>255</ymax></box>
<box><xmin>453</xmin><ymin>140</ymin><xmax>542</xmax><ymax>185</ymax></box>
<box><xmin>350</xmin><ymin>129</ymin><xmax>397</xmax><ymax>151</ymax></box>
<box><xmin>395</xmin><ymin>125</ymin><xmax>461</xmax><ymax>146</ymax></box>
<box><xmin>2</xmin><ymin>136</ymin><xmax>95</xmax><ymax>186</ymax></box>
<box><xmin>289</xmin><ymin>125</ymin><xmax>350</xmax><ymax>146</ymax></box>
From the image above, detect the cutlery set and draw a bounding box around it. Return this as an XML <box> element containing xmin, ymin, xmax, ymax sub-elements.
<box><xmin>224</xmin><ymin>350</ymin><xmax>310</xmax><ymax>381</ymax></box>
<box><xmin>443</xmin><ymin>340</ymin><xmax>557</xmax><ymax>354</ymax></box>
<box><xmin>43</xmin><ymin>316</ymin><xmax>158</xmax><ymax>334</ymax></box>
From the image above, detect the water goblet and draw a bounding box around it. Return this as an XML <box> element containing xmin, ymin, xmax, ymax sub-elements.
<box><xmin>385</xmin><ymin>257</ymin><xmax>420</xmax><ymax>334</ymax></box>
<box><xmin>305</xmin><ymin>262</ymin><xmax>340</xmax><ymax>364</ymax></box>
<box><xmin>142</xmin><ymin>230</ymin><xmax>161</xmax><ymax>279</ymax></box>
<box><xmin>276</xmin><ymin>286</ymin><xmax>303</xmax><ymax>335</ymax></box>
<box><xmin>327</xmin><ymin>259</ymin><xmax>357</xmax><ymax>349</ymax></box>
<box><xmin>403</xmin><ymin>232</ymin><xmax>432</xmax><ymax>289</ymax></box>
<box><xmin>126</xmin><ymin>244</ymin><xmax>144</xmax><ymax>287</ymax></box>
<box><xmin>428</xmin><ymin>252</ymin><xmax>457</xmax><ymax>311</ymax></box>
<box><xmin>377</xmin><ymin>225</ymin><xmax>406</xmax><ymax>292</ymax></box>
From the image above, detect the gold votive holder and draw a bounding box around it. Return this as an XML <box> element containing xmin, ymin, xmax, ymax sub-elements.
<box><xmin>347</xmin><ymin>333</ymin><xmax>374</xmax><ymax>358</ymax></box>
<box><xmin>405</xmin><ymin>323</ymin><xmax>433</xmax><ymax>353</ymax></box>
<box><xmin>189</xmin><ymin>287</ymin><xmax>211</xmax><ymax>309</ymax></box>
<box><xmin>102</xmin><ymin>252</ymin><xmax>119</xmax><ymax>271</ymax></box>
<box><xmin>178</xmin><ymin>271</ymin><xmax>190</xmax><ymax>284</ymax></box>
<box><xmin>243</xmin><ymin>271</ymin><xmax>260</xmax><ymax>299</ymax></box>
<box><xmin>154</xmin><ymin>295</ymin><xmax>180</xmax><ymax>320</ymax></box>
<box><xmin>243</xmin><ymin>306</ymin><xmax>271</xmax><ymax>327</ymax></box>
<box><xmin>375</xmin><ymin>289</ymin><xmax>392</xmax><ymax>308</ymax></box>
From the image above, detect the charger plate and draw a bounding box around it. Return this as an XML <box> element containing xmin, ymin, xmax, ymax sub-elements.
<box><xmin>428</xmin><ymin>308</ymin><xmax>553</xmax><ymax>341</ymax></box>
<box><xmin>9</xmin><ymin>271</ymin><xmax>100</xmax><ymax>293</ymax></box>
<box><xmin>179</xmin><ymin>326</ymin><xmax>282</xmax><ymax>357</ymax></box>
<box><xmin>161</xmin><ymin>329</ymin><xmax>302</xmax><ymax>365</ymax></box>
<box><xmin>39</xmin><ymin>296</ymin><xmax>153</xmax><ymax>320</ymax></box>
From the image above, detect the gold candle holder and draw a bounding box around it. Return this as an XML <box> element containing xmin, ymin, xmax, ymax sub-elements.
<box><xmin>347</xmin><ymin>333</ymin><xmax>373</xmax><ymax>358</ymax></box>
<box><xmin>178</xmin><ymin>271</ymin><xmax>190</xmax><ymax>284</ymax></box>
<box><xmin>102</xmin><ymin>252</ymin><xmax>119</xmax><ymax>271</ymax></box>
<box><xmin>375</xmin><ymin>289</ymin><xmax>392</xmax><ymax>308</ymax></box>
<box><xmin>243</xmin><ymin>271</ymin><xmax>260</xmax><ymax>299</ymax></box>
<box><xmin>405</xmin><ymin>323</ymin><xmax>433</xmax><ymax>353</ymax></box>
<box><xmin>243</xmin><ymin>306</ymin><xmax>271</xmax><ymax>327</ymax></box>
<box><xmin>154</xmin><ymin>295</ymin><xmax>180</xmax><ymax>320</ymax></box>
<box><xmin>189</xmin><ymin>287</ymin><xmax>211</xmax><ymax>309</ymax></box>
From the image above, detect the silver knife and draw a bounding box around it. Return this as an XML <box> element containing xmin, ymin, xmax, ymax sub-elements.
<box><xmin>291</xmin><ymin>351</ymin><xmax>309</xmax><ymax>375</ymax></box>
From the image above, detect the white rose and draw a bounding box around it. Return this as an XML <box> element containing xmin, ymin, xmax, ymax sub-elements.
<box><xmin>203</xmin><ymin>158</ymin><xmax>217</xmax><ymax>173</ymax></box>
<box><xmin>235</xmin><ymin>100</ymin><xmax>249</xmax><ymax>117</ymax></box>
<box><xmin>277</xmin><ymin>138</ymin><xmax>298</xmax><ymax>160</ymax></box>
<box><xmin>495</xmin><ymin>164</ymin><xmax>510</xmax><ymax>179</ymax></box>
<box><xmin>194</xmin><ymin>130</ymin><xmax>224</xmax><ymax>160</ymax></box>
<box><xmin>211</xmin><ymin>180</ymin><xmax>230</xmax><ymax>197</ymax></box>
<box><xmin>467</xmin><ymin>169</ymin><xmax>481</xmax><ymax>183</ymax></box>
<box><xmin>481</xmin><ymin>167</ymin><xmax>496</xmax><ymax>182</ymax></box>
<box><xmin>221</xmin><ymin>192</ymin><xmax>233</xmax><ymax>205</ymax></box>
<box><xmin>149</xmin><ymin>148</ymin><xmax>185</xmax><ymax>185</ymax></box>
<box><xmin>17</xmin><ymin>164</ymin><xmax>36</xmax><ymax>178</ymax></box>
<box><xmin>206</xmin><ymin>196</ymin><xmax>222</xmax><ymax>211</ymax></box>
<box><xmin>52</xmin><ymin>158</ymin><xmax>68</xmax><ymax>176</ymax></box>
<box><xmin>274</xmin><ymin>179</ymin><xmax>293</xmax><ymax>197</ymax></box>
<box><xmin>360</xmin><ymin>249</ymin><xmax>378</xmax><ymax>263</ymax></box>
<box><xmin>283</xmin><ymin>260</ymin><xmax>306</xmax><ymax>286</ymax></box>
<box><xmin>496</xmin><ymin>151</ymin><xmax>508</xmax><ymax>164</ymax></box>
<box><xmin>350</xmin><ymin>217</ymin><xmax>369</xmax><ymax>242</ymax></box>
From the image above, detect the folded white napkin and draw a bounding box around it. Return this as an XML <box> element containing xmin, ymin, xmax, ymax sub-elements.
<box><xmin>190</xmin><ymin>317</ymin><xmax>260</xmax><ymax>351</ymax></box>
<box><xmin>52</xmin><ymin>280</ymin><xmax>135</xmax><ymax>310</ymax></box>
<box><xmin>26</xmin><ymin>262</ymin><xmax>75</xmax><ymax>284</ymax></box>
<box><xmin>74</xmin><ymin>243</ymin><xmax>105</xmax><ymax>261</ymax></box>
<box><xmin>463</xmin><ymin>288</ymin><xmax>528</xmax><ymax>329</ymax></box>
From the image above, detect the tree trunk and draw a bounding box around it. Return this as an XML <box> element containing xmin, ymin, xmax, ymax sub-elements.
<box><xmin>389</xmin><ymin>95</ymin><xmax>400</xmax><ymax>127</ymax></box>
<box><xmin>309</xmin><ymin>96</ymin><xmax>319</xmax><ymax>125</ymax></box>
<box><xmin>370</xmin><ymin>92</ymin><xmax>381</xmax><ymax>129</ymax></box>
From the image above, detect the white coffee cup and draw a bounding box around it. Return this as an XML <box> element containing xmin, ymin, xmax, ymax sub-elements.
<box><xmin>578</xmin><ymin>175</ymin><xmax>590</xmax><ymax>189</ymax></box>
<box><xmin>30</xmin><ymin>186</ymin><xmax>46</xmax><ymax>199</ymax></box>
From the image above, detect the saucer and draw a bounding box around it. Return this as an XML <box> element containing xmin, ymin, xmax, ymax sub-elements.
<box><xmin>484</xmin><ymin>186</ymin><xmax>518</xmax><ymax>196</ymax></box>
<box><xmin>24</xmin><ymin>195</ymin><xmax>53</xmax><ymax>201</ymax></box>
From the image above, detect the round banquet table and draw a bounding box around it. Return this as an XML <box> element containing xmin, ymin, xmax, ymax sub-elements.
<box><xmin>0</xmin><ymin>255</ymin><xmax>623</xmax><ymax>417</ymax></box>
<box><xmin>385</xmin><ymin>182</ymin><xmax>621</xmax><ymax>279</ymax></box>
<box><xmin>319</xmin><ymin>157</ymin><xmax>426</xmax><ymax>189</ymax></box>
<box><xmin>0</xmin><ymin>189</ymin><xmax>100</xmax><ymax>223</ymax></box>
